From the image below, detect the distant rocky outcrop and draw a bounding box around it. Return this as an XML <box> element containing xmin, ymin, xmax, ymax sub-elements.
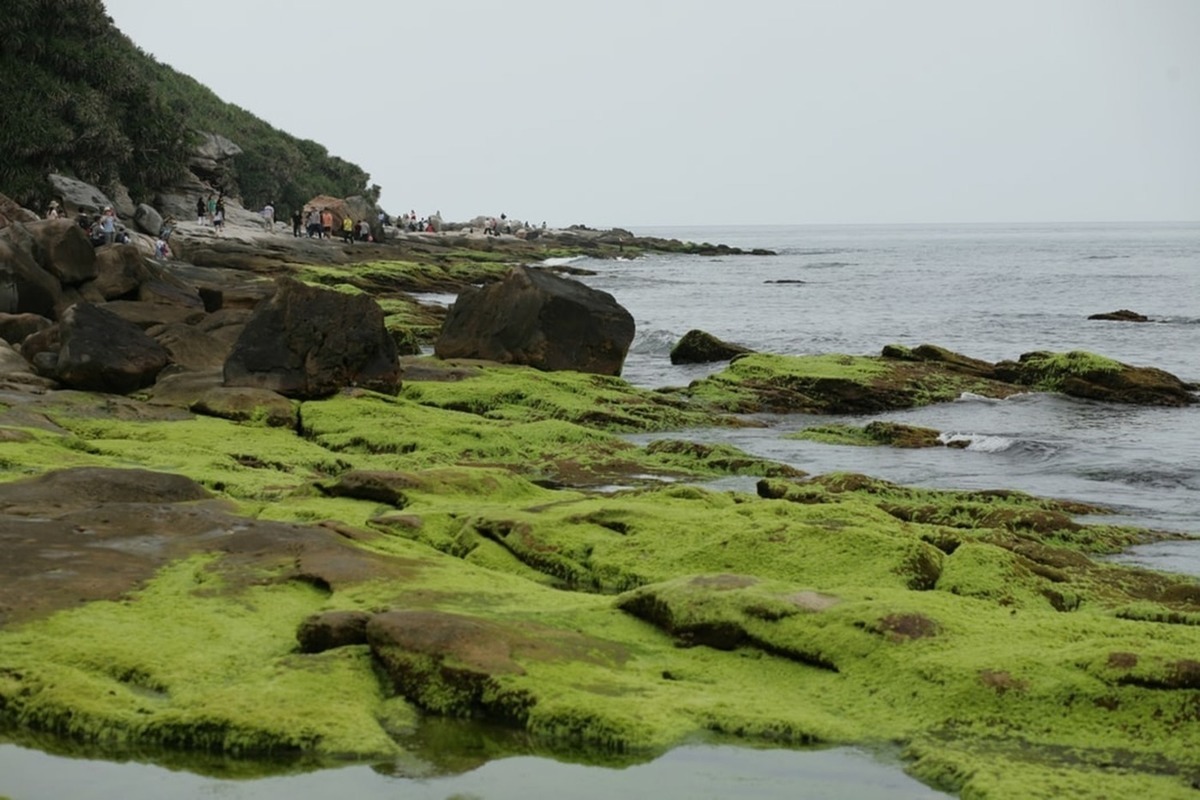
<box><xmin>670</xmin><ymin>329</ymin><xmax>754</xmax><ymax>365</ymax></box>
<box><xmin>435</xmin><ymin>266</ymin><xmax>635</xmax><ymax>376</ymax></box>
<box><xmin>223</xmin><ymin>277</ymin><xmax>401</xmax><ymax>399</ymax></box>
<box><xmin>1088</xmin><ymin>309</ymin><xmax>1149</xmax><ymax>322</ymax></box>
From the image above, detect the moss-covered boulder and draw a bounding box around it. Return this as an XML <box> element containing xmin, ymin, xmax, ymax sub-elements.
<box><xmin>687</xmin><ymin>347</ymin><xmax>1196</xmax><ymax>414</ymax></box>
<box><xmin>993</xmin><ymin>350</ymin><xmax>1196</xmax><ymax>406</ymax></box>
<box><xmin>791</xmin><ymin>421</ymin><xmax>949</xmax><ymax>448</ymax></box>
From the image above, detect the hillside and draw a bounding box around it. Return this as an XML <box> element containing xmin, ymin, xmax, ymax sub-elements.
<box><xmin>0</xmin><ymin>0</ymin><xmax>374</xmax><ymax>214</ymax></box>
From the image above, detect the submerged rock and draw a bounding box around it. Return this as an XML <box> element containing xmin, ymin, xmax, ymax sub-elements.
<box><xmin>1088</xmin><ymin>309</ymin><xmax>1149</xmax><ymax>322</ymax></box>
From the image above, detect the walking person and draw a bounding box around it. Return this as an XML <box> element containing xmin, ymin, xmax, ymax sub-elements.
<box><xmin>196</xmin><ymin>196</ymin><xmax>207</xmax><ymax>225</ymax></box>
<box><xmin>320</xmin><ymin>208</ymin><xmax>333</xmax><ymax>240</ymax></box>
<box><xmin>341</xmin><ymin>215</ymin><xmax>354</xmax><ymax>243</ymax></box>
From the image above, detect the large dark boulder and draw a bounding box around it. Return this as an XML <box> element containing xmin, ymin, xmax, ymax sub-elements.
<box><xmin>53</xmin><ymin>303</ymin><xmax>170</xmax><ymax>393</ymax></box>
<box><xmin>86</xmin><ymin>244</ymin><xmax>153</xmax><ymax>300</ymax></box>
<box><xmin>435</xmin><ymin>266</ymin><xmax>634</xmax><ymax>375</ymax></box>
<box><xmin>0</xmin><ymin>239</ymin><xmax>64</xmax><ymax>318</ymax></box>
<box><xmin>223</xmin><ymin>277</ymin><xmax>401</xmax><ymax>399</ymax></box>
<box><xmin>0</xmin><ymin>312</ymin><xmax>52</xmax><ymax>345</ymax></box>
<box><xmin>670</xmin><ymin>329</ymin><xmax>753</xmax><ymax>365</ymax></box>
<box><xmin>0</xmin><ymin>219</ymin><xmax>96</xmax><ymax>286</ymax></box>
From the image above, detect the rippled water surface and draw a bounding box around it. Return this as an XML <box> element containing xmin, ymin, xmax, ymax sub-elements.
<box><xmin>580</xmin><ymin>222</ymin><xmax>1200</xmax><ymax>574</ymax></box>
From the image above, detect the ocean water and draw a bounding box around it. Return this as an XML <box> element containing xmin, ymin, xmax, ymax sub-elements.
<box><xmin>2</xmin><ymin>222</ymin><xmax>1196</xmax><ymax>798</ymax></box>
<box><xmin>577</xmin><ymin>222</ymin><xmax>1200</xmax><ymax>574</ymax></box>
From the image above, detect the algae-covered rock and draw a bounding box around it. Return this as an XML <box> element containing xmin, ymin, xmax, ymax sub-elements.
<box><xmin>792</xmin><ymin>421</ymin><xmax>948</xmax><ymax>448</ymax></box>
<box><xmin>993</xmin><ymin>350</ymin><xmax>1196</xmax><ymax>406</ymax></box>
<box><xmin>689</xmin><ymin>347</ymin><xmax>1195</xmax><ymax>414</ymax></box>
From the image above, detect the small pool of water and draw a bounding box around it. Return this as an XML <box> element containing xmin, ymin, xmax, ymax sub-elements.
<box><xmin>0</xmin><ymin>740</ymin><xmax>951</xmax><ymax>800</ymax></box>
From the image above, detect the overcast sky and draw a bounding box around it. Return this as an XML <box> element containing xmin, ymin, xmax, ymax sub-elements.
<box><xmin>103</xmin><ymin>0</ymin><xmax>1199</xmax><ymax>227</ymax></box>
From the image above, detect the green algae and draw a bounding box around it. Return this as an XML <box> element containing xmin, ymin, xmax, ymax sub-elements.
<box><xmin>789</xmin><ymin>421</ymin><xmax>945</xmax><ymax>448</ymax></box>
<box><xmin>0</xmin><ymin>556</ymin><xmax>407</xmax><ymax>758</ymax></box>
<box><xmin>1011</xmin><ymin>350</ymin><xmax>1123</xmax><ymax>393</ymax></box>
<box><xmin>400</xmin><ymin>361</ymin><xmax>714</xmax><ymax>432</ymax></box>
<box><xmin>685</xmin><ymin>352</ymin><xmax>1012</xmax><ymax>414</ymax></box>
<box><xmin>1</xmin><ymin>356</ymin><xmax>1199</xmax><ymax>797</ymax></box>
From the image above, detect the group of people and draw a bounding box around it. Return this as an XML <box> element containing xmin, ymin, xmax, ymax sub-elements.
<box><xmin>288</xmin><ymin>207</ymin><xmax>378</xmax><ymax>243</ymax></box>
<box><xmin>195</xmin><ymin>194</ymin><xmax>226</xmax><ymax>232</ymax></box>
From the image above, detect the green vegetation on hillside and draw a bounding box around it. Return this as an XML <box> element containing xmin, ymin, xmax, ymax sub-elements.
<box><xmin>0</xmin><ymin>0</ymin><xmax>373</xmax><ymax>213</ymax></box>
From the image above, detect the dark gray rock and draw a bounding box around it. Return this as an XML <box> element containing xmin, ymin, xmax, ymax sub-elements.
<box><xmin>223</xmin><ymin>277</ymin><xmax>401</xmax><ymax>399</ymax></box>
<box><xmin>435</xmin><ymin>266</ymin><xmax>634</xmax><ymax>376</ymax></box>
<box><xmin>670</xmin><ymin>329</ymin><xmax>753</xmax><ymax>365</ymax></box>
<box><xmin>0</xmin><ymin>220</ymin><xmax>96</xmax><ymax>286</ymax></box>
<box><xmin>54</xmin><ymin>303</ymin><xmax>170</xmax><ymax>393</ymax></box>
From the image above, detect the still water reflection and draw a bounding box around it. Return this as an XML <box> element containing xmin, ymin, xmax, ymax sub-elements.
<box><xmin>0</xmin><ymin>740</ymin><xmax>951</xmax><ymax>800</ymax></box>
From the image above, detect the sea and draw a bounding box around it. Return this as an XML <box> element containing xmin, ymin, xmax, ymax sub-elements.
<box><xmin>2</xmin><ymin>221</ymin><xmax>1197</xmax><ymax>799</ymax></box>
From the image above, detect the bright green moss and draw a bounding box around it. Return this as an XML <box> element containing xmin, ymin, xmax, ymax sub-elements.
<box><xmin>0</xmin><ymin>557</ymin><xmax>406</xmax><ymax>758</ymax></box>
<box><xmin>401</xmin><ymin>361</ymin><xmax>714</xmax><ymax>432</ymax></box>
<box><xmin>2</xmin><ymin>355</ymin><xmax>1198</xmax><ymax>796</ymax></box>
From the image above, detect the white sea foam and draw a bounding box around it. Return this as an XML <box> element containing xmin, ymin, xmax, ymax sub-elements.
<box><xmin>940</xmin><ymin>433</ymin><xmax>1016</xmax><ymax>452</ymax></box>
<box><xmin>955</xmin><ymin>392</ymin><xmax>1002</xmax><ymax>404</ymax></box>
<box><xmin>542</xmin><ymin>256</ymin><xmax>586</xmax><ymax>267</ymax></box>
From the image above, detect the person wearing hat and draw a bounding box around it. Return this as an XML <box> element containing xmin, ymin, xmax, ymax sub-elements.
<box><xmin>45</xmin><ymin>201</ymin><xmax>60</xmax><ymax>220</ymax></box>
<box><xmin>100</xmin><ymin>207</ymin><xmax>116</xmax><ymax>245</ymax></box>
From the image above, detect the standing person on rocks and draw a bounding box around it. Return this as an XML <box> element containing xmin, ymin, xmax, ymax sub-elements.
<box><xmin>307</xmin><ymin>208</ymin><xmax>321</xmax><ymax>238</ymax></box>
<box><xmin>291</xmin><ymin>208</ymin><xmax>302</xmax><ymax>237</ymax></box>
<box><xmin>213</xmin><ymin>198</ymin><xmax>225</xmax><ymax>234</ymax></box>
<box><xmin>206</xmin><ymin>194</ymin><xmax>216</xmax><ymax>225</ymax></box>
<box><xmin>100</xmin><ymin>206</ymin><xmax>117</xmax><ymax>245</ymax></box>
<box><xmin>196</xmin><ymin>196</ymin><xmax>207</xmax><ymax>225</ymax></box>
<box><xmin>341</xmin><ymin>215</ymin><xmax>354</xmax><ymax>243</ymax></box>
<box><xmin>320</xmin><ymin>208</ymin><xmax>333</xmax><ymax>240</ymax></box>
<box><xmin>260</xmin><ymin>201</ymin><xmax>275</xmax><ymax>232</ymax></box>
<box><xmin>45</xmin><ymin>201</ymin><xmax>60</xmax><ymax>219</ymax></box>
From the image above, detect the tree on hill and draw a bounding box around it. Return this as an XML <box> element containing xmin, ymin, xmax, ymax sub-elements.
<box><xmin>0</xmin><ymin>0</ymin><xmax>376</xmax><ymax>215</ymax></box>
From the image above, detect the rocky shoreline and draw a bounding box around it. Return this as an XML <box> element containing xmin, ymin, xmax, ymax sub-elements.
<box><xmin>1</xmin><ymin>192</ymin><xmax>1199</xmax><ymax>799</ymax></box>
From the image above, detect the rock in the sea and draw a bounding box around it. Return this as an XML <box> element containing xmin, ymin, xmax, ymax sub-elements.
<box><xmin>670</xmin><ymin>329</ymin><xmax>753</xmax><ymax>365</ymax></box>
<box><xmin>53</xmin><ymin>303</ymin><xmax>170</xmax><ymax>393</ymax></box>
<box><xmin>223</xmin><ymin>277</ymin><xmax>401</xmax><ymax>399</ymax></box>
<box><xmin>1087</xmin><ymin>309</ymin><xmax>1149</xmax><ymax>322</ymax></box>
<box><xmin>435</xmin><ymin>266</ymin><xmax>634</xmax><ymax>376</ymax></box>
<box><xmin>993</xmin><ymin>350</ymin><xmax>1196</xmax><ymax>407</ymax></box>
